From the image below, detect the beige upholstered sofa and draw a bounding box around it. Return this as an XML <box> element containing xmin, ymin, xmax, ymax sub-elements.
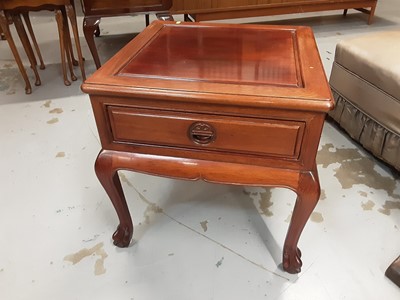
<box><xmin>329</xmin><ymin>31</ymin><xmax>400</xmax><ymax>171</ymax></box>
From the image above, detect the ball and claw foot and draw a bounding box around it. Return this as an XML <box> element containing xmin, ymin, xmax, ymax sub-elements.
<box><xmin>283</xmin><ymin>247</ymin><xmax>303</xmax><ymax>274</ymax></box>
<box><xmin>112</xmin><ymin>224</ymin><xmax>133</xmax><ymax>248</ymax></box>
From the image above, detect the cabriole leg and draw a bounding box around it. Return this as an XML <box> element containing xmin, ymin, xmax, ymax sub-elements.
<box><xmin>22</xmin><ymin>12</ymin><xmax>45</xmax><ymax>70</ymax></box>
<box><xmin>83</xmin><ymin>16</ymin><xmax>101</xmax><ymax>69</ymax></box>
<box><xmin>283</xmin><ymin>166</ymin><xmax>320</xmax><ymax>274</ymax></box>
<box><xmin>65</xmin><ymin>4</ymin><xmax>85</xmax><ymax>80</ymax></box>
<box><xmin>95</xmin><ymin>150</ymin><xmax>133</xmax><ymax>247</ymax></box>
<box><xmin>55</xmin><ymin>9</ymin><xmax>70</xmax><ymax>86</ymax></box>
<box><xmin>0</xmin><ymin>10</ymin><xmax>32</xmax><ymax>93</ymax></box>
<box><xmin>12</xmin><ymin>14</ymin><xmax>41</xmax><ymax>86</ymax></box>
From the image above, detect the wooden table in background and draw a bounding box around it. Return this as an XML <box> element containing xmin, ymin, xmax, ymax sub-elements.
<box><xmin>82</xmin><ymin>21</ymin><xmax>334</xmax><ymax>274</ymax></box>
<box><xmin>0</xmin><ymin>0</ymin><xmax>85</xmax><ymax>93</ymax></box>
<box><xmin>79</xmin><ymin>0</ymin><xmax>172</xmax><ymax>69</ymax></box>
<box><xmin>170</xmin><ymin>0</ymin><xmax>377</xmax><ymax>24</ymax></box>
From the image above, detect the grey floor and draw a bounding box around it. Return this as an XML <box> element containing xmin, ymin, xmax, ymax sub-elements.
<box><xmin>1</xmin><ymin>1</ymin><xmax>400</xmax><ymax>299</ymax></box>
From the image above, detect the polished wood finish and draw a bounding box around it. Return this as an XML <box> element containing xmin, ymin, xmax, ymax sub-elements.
<box><xmin>82</xmin><ymin>21</ymin><xmax>334</xmax><ymax>274</ymax></box>
<box><xmin>22</xmin><ymin>12</ymin><xmax>45</xmax><ymax>70</ymax></box>
<box><xmin>79</xmin><ymin>0</ymin><xmax>172</xmax><ymax>68</ymax></box>
<box><xmin>12</xmin><ymin>13</ymin><xmax>41</xmax><ymax>86</ymax></box>
<box><xmin>79</xmin><ymin>0</ymin><xmax>377</xmax><ymax>69</ymax></box>
<box><xmin>170</xmin><ymin>0</ymin><xmax>378</xmax><ymax>24</ymax></box>
<box><xmin>0</xmin><ymin>0</ymin><xmax>85</xmax><ymax>93</ymax></box>
<box><xmin>0</xmin><ymin>7</ymin><xmax>45</xmax><ymax>93</ymax></box>
<box><xmin>386</xmin><ymin>256</ymin><xmax>400</xmax><ymax>288</ymax></box>
<box><xmin>55</xmin><ymin>8</ymin><xmax>70</xmax><ymax>85</ymax></box>
<box><xmin>0</xmin><ymin>9</ymin><xmax>33</xmax><ymax>93</ymax></box>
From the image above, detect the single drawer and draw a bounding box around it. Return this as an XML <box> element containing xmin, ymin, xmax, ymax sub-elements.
<box><xmin>108</xmin><ymin>106</ymin><xmax>305</xmax><ymax>158</ymax></box>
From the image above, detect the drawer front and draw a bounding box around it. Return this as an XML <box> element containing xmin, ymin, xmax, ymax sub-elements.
<box><xmin>108</xmin><ymin>106</ymin><xmax>304</xmax><ymax>158</ymax></box>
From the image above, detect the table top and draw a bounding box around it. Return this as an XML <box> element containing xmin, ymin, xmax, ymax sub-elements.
<box><xmin>120</xmin><ymin>25</ymin><xmax>300</xmax><ymax>87</ymax></box>
<box><xmin>82</xmin><ymin>21</ymin><xmax>333</xmax><ymax>112</ymax></box>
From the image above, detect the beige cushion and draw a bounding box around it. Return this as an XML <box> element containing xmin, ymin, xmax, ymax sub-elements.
<box><xmin>330</xmin><ymin>62</ymin><xmax>400</xmax><ymax>135</ymax></box>
<box><xmin>329</xmin><ymin>31</ymin><xmax>400</xmax><ymax>170</ymax></box>
<box><xmin>334</xmin><ymin>31</ymin><xmax>400</xmax><ymax>100</ymax></box>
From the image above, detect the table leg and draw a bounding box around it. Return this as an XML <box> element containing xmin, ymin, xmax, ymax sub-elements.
<box><xmin>368</xmin><ymin>4</ymin><xmax>377</xmax><ymax>25</ymax></box>
<box><xmin>61</xmin><ymin>7</ymin><xmax>78</xmax><ymax>67</ymax></box>
<box><xmin>95</xmin><ymin>148</ymin><xmax>320</xmax><ymax>274</ymax></box>
<box><xmin>386</xmin><ymin>256</ymin><xmax>400</xmax><ymax>287</ymax></box>
<box><xmin>12</xmin><ymin>14</ymin><xmax>41</xmax><ymax>87</ymax></box>
<box><xmin>55</xmin><ymin>9</ymin><xmax>70</xmax><ymax>86</ymax></box>
<box><xmin>283</xmin><ymin>165</ymin><xmax>320</xmax><ymax>274</ymax></box>
<box><xmin>22</xmin><ymin>12</ymin><xmax>45</xmax><ymax>70</ymax></box>
<box><xmin>184</xmin><ymin>14</ymin><xmax>195</xmax><ymax>22</ymax></box>
<box><xmin>61</xmin><ymin>8</ymin><xmax>77</xmax><ymax>82</ymax></box>
<box><xmin>156</xmin><ymin>12</ymin><xmax>174</xmax><ymax>21</ymax></box>
<box><xmin>83</xmin><ymin>16</ymin><xmax>101</xmax><ymax>69</ymax></box>
<box><xmin>65</xmin><ymin>4</ymin><xmax>85</xmax><ymax>80</ymax></box>
<box><xmin>94</xmin><ymin>25</ymin><xmax>100</xmax><ymax>37</ymax></box>
<box><xmin>95</xmin><ymin>150</ymin><xmax>133</xmax><ymax>247</ymax></box>
<box><xmin>64</xmin><ymin>27</ymin><xmax>77</xmax><ymax>82</ymax></box>
<box><xmin>0</xmin><ymin>10</ymin><xmax>32</xmax><ymax>94</ymax></box>
<box><xmin>0</xmin><ymin>24</ymin><xmax>5</xmax><ymax>40</ymax></box>
<box><xmin>67</xmin><ymin>0</ymin><xmax>80</xmax><ymax>65</ymax></box>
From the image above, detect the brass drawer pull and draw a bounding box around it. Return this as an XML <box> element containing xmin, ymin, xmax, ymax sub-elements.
<box><xmin>189</xmin><ymin>122</ymin><xmax>216</xmax><ymax>145</ymax></box>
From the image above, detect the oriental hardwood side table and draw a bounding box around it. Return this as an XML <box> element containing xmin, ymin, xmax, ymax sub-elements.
<box><xmin>82</xmin><ymin>21</ymin><xmax>334</xmax><ymax>274</ymax></box>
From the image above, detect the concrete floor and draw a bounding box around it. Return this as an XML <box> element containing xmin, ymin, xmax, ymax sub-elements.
<box><xmin>1</xmin><ymin>1</ymin><xmax>400</xmax><ymax>299</ymax></box>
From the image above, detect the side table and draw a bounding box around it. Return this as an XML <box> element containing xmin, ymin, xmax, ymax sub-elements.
<box><xmin>0</xmin><ymin>9</ymin><xmax>42</xmax><ymax>93</ymax></box>
<box><xmin>82</xmin><ymin>21</ymin><xmax>334</xmax><ymax>274</ymax></box>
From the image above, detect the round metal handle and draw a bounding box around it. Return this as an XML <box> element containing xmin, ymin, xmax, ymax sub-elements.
<box><xmin>188</xmin><ymin>122</ymin><xmax>216</xmax><ymax>145</ymax></box>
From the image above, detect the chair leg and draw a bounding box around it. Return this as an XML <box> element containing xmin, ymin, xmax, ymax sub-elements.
<box><xmin>55</xmin><ymin>9</ymin><xmax>70</xmax><ymax>86</ymax></box>
<box><xmin>12</xmin><ymin>13</ymin><xmax>41</xmax><ymax>87</ymax></box>
<box><xmin>22</xmin><ymin>12</ymin><xmax>45</xmax><ymax>70</ymax></box>
<box><xmin>65</xmin><ymin>4</ymin><xmax>85</xmax><ymax>80</ymax></box>
<box><xmin>0</xmin><ymin>10</ymin><xmax>32</xmax><ymax>94</ymax></box>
